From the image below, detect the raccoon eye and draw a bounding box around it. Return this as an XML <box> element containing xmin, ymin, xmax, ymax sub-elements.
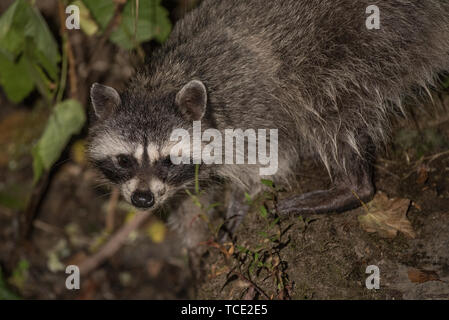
<box><xmin>116</xmin><ymin>154</ymin><xmax>134</xmax><ymax>169</ymax></box>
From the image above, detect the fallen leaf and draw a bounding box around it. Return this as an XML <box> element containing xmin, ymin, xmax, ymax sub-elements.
<box><xmin>408</xmin><ymin>268</ymin><xmax>440</xmax><ymax>283</ymax></box>
<box><xmin>358</xmin><ymin>192</ymin><xmax>415</xmax><ymax>239</ymax></box>
<box><xmin>416</xmin><ymin>165</ymin><xmax>429</xmax><ymax>185</ymax></box>
<box><xmin>228</xmin><ymin>243</ymin><xmax>235</xmax><ymax>256</ymax></box>
<box><xmin>65</xmin><ymin>251</ymin><xmax>87</xmax><ymax>266</ymax></box>
<box><xmin>146</xmin><ymin>259</ymin><xmax>163</xmax><ymax>278</ymax></box>
<box><xmin>77</xmin><ymin>278</ymin><xmax>98</xmax><ymax>300</ymax></box>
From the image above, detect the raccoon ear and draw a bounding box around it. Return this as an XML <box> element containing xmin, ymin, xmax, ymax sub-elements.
<box><xmin>175</xmin><ymin>80</ymin><xmax>207</xmax><ymax>121</ymax></box>
<box><xmin>90</xmin><ymin>83</ymin><xmax>121</xmax><ymax>119</ymax></box>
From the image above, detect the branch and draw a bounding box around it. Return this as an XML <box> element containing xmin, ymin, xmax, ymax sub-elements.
<box><xmin>78</xmin><ymin>210</ymin><xmax>152</xmax><ymax>276</ymax></box>
<box><xmin>88</xmin><ymin>0</ymin><xmax>127</xmax><ymax>65</ymax></box>
<box><xmin>57</xmin><ymin>0</ymin><xmax>78</xmax><ymax>100</ymax></box>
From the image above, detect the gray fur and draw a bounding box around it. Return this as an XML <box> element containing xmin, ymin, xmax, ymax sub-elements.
<box><xmin>88</xmin><ymin>0</ymin><xmax>449</xmax><ymax>244</ymax></box>
<box><xmin>124</xmin><ymin>0</ymin><xmax>449</xmax><ymax>176</ymax></box>
<box><xmin>90</xmin><ymin>83</ymin><xmax>121</xmax><ymax>119</ymax></box>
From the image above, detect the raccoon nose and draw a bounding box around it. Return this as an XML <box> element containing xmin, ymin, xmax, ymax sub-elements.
<box><xmin>131</xmin><ymin>190</ymin><xmax>155</xmax><ymax>209</ymax></box>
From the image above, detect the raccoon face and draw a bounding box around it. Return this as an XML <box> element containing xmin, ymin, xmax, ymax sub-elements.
<box><xmin>87</xmin><ymin>80</ymin><xmax>208</xmax><ymax>210</ymax></box>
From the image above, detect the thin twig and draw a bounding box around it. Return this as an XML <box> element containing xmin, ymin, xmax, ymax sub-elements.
<box><xmin>33</xmin><ymin>219</ymin><xmax>63</xmax><ymax>235</ymax></box>
<box><xmin>55</xmin><ymin>30</ymin><xmax>68</xmax><ymax>104</ymax></box>
<box><xmin>424</xmin><ymin>149</ymin><xmax>449</xmax><ymax>163</ymax></box>
<box><xmin>88</xmin><ymin>0</ymin><xmax>127</xmax><ymax>65</ymax></box>
<box><xmin>374</xmin><ymin>164</ymin><xmax>401</xmax><ymax>180</ymax></box>
<box><xmin>233</xmin><ymin>272</ymin><xmax>270</xmax><ymax>300</ymax></box>
<box><xmin>20</xmin><ymin>172</ymin><xmax>50</xmax><ymax>241</ymax></box>
<box><xmin>58</xmin><ymin>0</ymin><xmax>78</xmax><ymax>100</ymax></box>
<box><xmin>106</xmin><ymin>187</ymin><xmax>120</xmax><ymax>233</ymax></box>
<box><xmin>78</xmin><ymin>210</ymin><xmax>152</xmax><ymax>276</ymax></box>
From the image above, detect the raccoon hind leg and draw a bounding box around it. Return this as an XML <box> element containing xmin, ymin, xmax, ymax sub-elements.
<box><xmin>278</xmin><ymin>134</ymin><xmax>375</xmax><ymax>215</ymax></box>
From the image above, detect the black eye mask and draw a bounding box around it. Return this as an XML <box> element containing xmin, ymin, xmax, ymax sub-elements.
<box><xmin>93</xmin><ymin>157</ymin><xmax>136</xmax><ymax>183</ymax></box>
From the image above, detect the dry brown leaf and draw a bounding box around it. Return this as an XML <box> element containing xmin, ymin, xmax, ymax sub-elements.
<box><xmin>227</xmin><ymin>243</ymin><xmax>235</xmax><ymax>256</ymax></box>
<box><xmin>0</xmin><ymin>110</ymin><xmax>47</xmax><ymax>167</ymax></box>
<box><xmin>408</xmin><ymin>268</ymin><xmax>440</xmax><ymax>283</ymax></box>
<box><xmin>146</xmin><ymin>259</ymin><xmax>163</xmax><ymax>278</ymax></box>
<box><xmin>76</xmin><ymin>278</ymin><xmax>98</xmax><ymax>300</ymax></box>
<box><xmin>65</xmin><ymin>251</ymin><xmax>88</xmax><ymax>266</ymax></box>
<box><xmin>358</xmin><ymin>192</ymin><xmax>415</xmax><ymax>239</ymax></box>
<box><xmin>416</xmin><ymin>165</ymin><xmax>429</xmax><ymax>185</ymax></box>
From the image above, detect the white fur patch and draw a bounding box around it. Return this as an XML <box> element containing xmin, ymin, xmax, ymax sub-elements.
<box><xmin>121</xmin><ymin>177</ymin><xmax>139</xmax><ymax>202</ymax></box>
<box><xmin>147</xmin><ymin>143</ymin><xmax>160</xmax><ymax>163</ymax></box>
<box><xmin>134</xmin><ymin>145</ymin><xmax>144</xmax><ymax>164</ymax></box>
<box><xmin>149</xmin><ymin>178</ymin><xmax>166</xmax><ymax>197</ymax></box>
<box><xmin>89</xmin><ymin>132</ymin><xmax>134</xmax><ymax>160</ymax></box>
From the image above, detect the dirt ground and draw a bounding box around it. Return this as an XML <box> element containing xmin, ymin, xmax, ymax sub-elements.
<box><xmin>1</xmin><ymin>92</ymin><xmax>448</xmax><ymax>300</ymax></box>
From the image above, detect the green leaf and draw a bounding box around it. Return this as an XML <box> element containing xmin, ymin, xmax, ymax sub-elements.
<box><xmin>111</xmin><ymin>0</ymin><xmax>171</xmax><ymax>47</ymax></box>
<box><xmin>0</xmin><ymin>267</ymin><xmax>20</xmax><ymax>300</ymax></box>
<box><xmin>0</xmin><ymin>0</ymin><xmax>60</xmax><ymax>102</ymax></box>
<box><xmin>259</xmin><ymin>231</ymin><xmax>269</xmax><ymax>238</ymax></box>
<box><xmin>244</xmin><ymin>192</ymin><xmax>252</xmax><ymax>205</ymax></box>
<box><xmin>206</xmin><ymin>202</ymin><xmax>221</xmax><ymax>211</ymax></box>
<box><xmin>9</xmin><ymin>259</ymin><xmax>29</xmax><ymax>291</ymax></box>
<box><xmin>25</xmin><ymin>5</ymin><xmax>60</xmax><ymax>73</ymax></box>
<box><xmin>260</xmin><ymin>205</ymin><xmax>268</xmax><ymax>218</ymax></box>
<box><xmin>0</xmin><ymin>0</ymin><xmax>24</xmax><ymax>55</ymax></box>
<box><xmin>261</xmin><ymin>179</ymin><xmax>275</xmax><ymax>188</ymax></box>
<box><xmin>32</xmin><ymin>100</ymin><xmax>86</xmax><ymax>183</ymax></box>
<box><xmin>0</xmin><ymin>53</ymin><xmax>34</xmax><ymax>102</ymax></box>
<box><xmin>0</xmin><ymin>0</ymin><xmax>59</xmax><ymax>64</ymax></box>
<box><xmin>236</xmin><ymin>245</ymin><xmax>249</xmax><ymax>254</ymax></box>
<box><xmin>82</xmin><ymin>0</ymin><xmax>115</xmax><ymax>29</ymax></box>
<box><xmin>84</xmin><ymin>0</ymin><xmax>172</xmax><ymax>49</ymax></box>
<box><xmin>23</xmin><ymin>49</ymin><xmax>53</xmax><ymax>101</ymax></box>
<box><xmin>254</xmin><ymin>252</ymin><xmax>260</xmax><ymax>262</ymax></box>
<box><xmin>185</xmin><ymin>189</ymin><xmax>202</xmax><ymax>208</ymax></box>
<box><xmin>73</xmin><ymin>0</ymin><xmax>99</xmax><ymax>36</ymax></box>
<box><xmin>269</xmin><ymin>217</ymin><xmax>280</xmax><ymax>229</ymax></box>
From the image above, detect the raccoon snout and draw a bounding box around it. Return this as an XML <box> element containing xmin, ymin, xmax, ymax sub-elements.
<box><xmin>131</xmin><ymin>190</ymin><xmax>155</xmax><ymax>209</ymax></box>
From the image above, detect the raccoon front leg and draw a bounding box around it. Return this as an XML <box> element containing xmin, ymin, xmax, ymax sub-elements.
<box><xmin>218</xmin><ymin>188</ymin><xmax>250</xmax><ymax>242</ymax></box>
<box><xmin>278</xmin><ymin>137</ymin><xmax>375</xmax><ymax>215</ymax></box>
<box><xmin>168</xmin><ymin>194</ymin><xmax>218</xmax><ymax>283</ymax></box>
<box><xmin>168</xmin><ymin>196</ymin><xmax>213</xmax><ymax>249</ymax></box>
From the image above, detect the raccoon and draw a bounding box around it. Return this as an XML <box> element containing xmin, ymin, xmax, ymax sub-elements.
<box><xmin>88</xmin><ymin>0</ymin><xmax>449</xmax><ymax>245</ymax></box>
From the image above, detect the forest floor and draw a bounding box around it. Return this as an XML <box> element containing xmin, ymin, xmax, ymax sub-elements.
<box><xmin>0</xmin><ymin>92</ymin><xmax>448</xmax><ymax>300</ymax></box>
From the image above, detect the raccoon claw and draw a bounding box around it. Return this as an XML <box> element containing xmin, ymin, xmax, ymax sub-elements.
<box><xmin>218</xmin><ymin>212</ymin><xmax>245</xmax><ymax>243</ymax></box>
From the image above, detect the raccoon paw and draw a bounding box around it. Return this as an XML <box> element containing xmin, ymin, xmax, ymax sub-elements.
<box><xmin>218</xmin><ymin>189</ymin><xmax>250</xmax><ymax>243</ymax></box>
